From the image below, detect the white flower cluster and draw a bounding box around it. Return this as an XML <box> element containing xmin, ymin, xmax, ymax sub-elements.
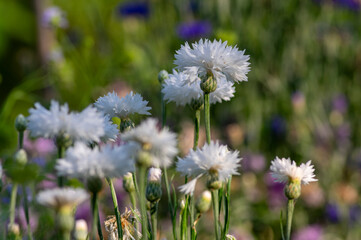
<box><xmin>37</xmin><ymin>187</ymin><xmax>88</xmax><ymax>210</ymax></box>
<box><xmin>95</xmin><ymin>91</ymin><xmax>151</xmax><ymax>119</ymax></box>
<box><xmin>270</xmin><ymin>157</ymin><xmax>317</xmax><ymax>185</ymax></box>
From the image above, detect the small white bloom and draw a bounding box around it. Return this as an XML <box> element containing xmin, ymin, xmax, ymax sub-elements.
<box><xmin>94</xmin><ymin>91</ymin><xmax>151</xmax><ymax>119</ymax></box>
<box><xmin>174</xmin><ymin>39</ymin><xmax>250</xmax><ymax>84</ymax></box>
<box><xmin>270</xmin><ymin>157</ymin><xmax>317</xmax><ymax>185</ymax></box>
<box><xmin>27</xmin><ymin>101</ymin><xmax>105</xmax><ymax>143</ymax></box>
<box><xmin>42</xmin><ymin>6</ymin><xmax>68</xmax><ymax>29</ymax></box>
<box><xmin>176</xmin><ymin>141</ymin><xmax>241</xmax><ymax>195</ymax></box>
<box><xmin>148</xmin><ymin>168</ymin><xmax>162</xmax><ymax>183</ymax></box>
<box><xmin>56</xmin><ymin>142</ymin><xmax>135</xmax><ymax>179</ymax></box>
<box><xmin>162</xmin><ymin>70</ymin><xmax>235</xmax><ymax>106</ymax></box>
<box><xmin>102</xmin><ymin>115</ymin><xmax>119</xmax><ymax>142</ymax></box>
<box><xmin>37</xmin><ymin>187</ymin><xmax>88</xmax><ymax>211</ymax></box>
<box><xmin>121</xmin><ymin>118</ymin><xmax>178</xmax><ymax>168</ymax></box>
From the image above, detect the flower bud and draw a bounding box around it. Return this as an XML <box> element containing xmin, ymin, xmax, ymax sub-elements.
<box><xmin>14</xmin><ymin>149</ymin><xmax>28</xmax><ymax>166</ymax></box>
<box><xmin>179</xmin><ymin>197</ymin><xmax>186</xmax><ymax>210</ymax></box>
<box><xmin>120</xmin><ymin>118</ymin><xmax>135</xmax><ymax>132</ymax></box>
<box><xmin>284</xmin><ymin>179</ymin><xmax>301</xmax><ymax>200</ymax></box>
<box><xmin>74</xmin><ymin>219</ymin><xmax>88</xmax><ymax>240</ymax></box>
<box><xmin>226</xmin><ymin>234</ymin><xmax>237</xmax><ymax>240</ymax></box>
<box><xmin>190</xmin><ymin>98</ymin><xmax>204</xmax><ymax>111</ymax></box>
<box><xmin>15</xmin><ymin>114</ymin><xmax>27</xmax><ymax>132</ymax></box>
<box><xmin>55</xmin><ymin>133</ymin><xmax>73</xmax><ymax>149</ymax></box>
<box><xmin>136</xmin><ymin>150</ymin><xmax>152</xmax><ymax>167</ymax></box>
<box><xmin>86</xmin><ymin>177</ymin><xmax>103</xmax><ymax>194</ymax></box>
<box><xmin>158</xmin><ymin>70</ymin><xmax>169</xmax><ymax>83</ymax></box>
<box><xmin>7</xmin><ymin>223</ymin><xmax>21</xmax><ymax>240</ymax></box>
<box><xmin>123</xmin><ymin>172</ymin><xmax>136</xmax><ymax>193</ymax></box>
<box><xmin>200</xmin><ymin>74</ymin><xmax>217</xmax><ymax>94</ymax></box>
<box><xmin>57</xmin><ymin>207</ymin><xmax>74</xmax><ymax>234</ymax></box>
<box><xmin>196</xmin><ymin>190</ymin><xmax>212</xmax><ymax>213</ymax></box>
<box><xmin>146</xmin><ymin>168</ymin><xmax>162</xmax><ymax>202</ymax></box>
<box><xmin>206</xmin><ymin>172</ymin><xmax>222</xmax><ymax>191</ymax></box>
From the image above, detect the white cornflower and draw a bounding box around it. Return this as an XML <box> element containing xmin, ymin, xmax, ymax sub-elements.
<box><xmin>176</xmin><ymin>141</ymin><xmax>241</xmax><ymax>195</ymax></box>
<box><xmin>37</xmin><ymin>187</ymin><xmax>88</xmax><ymax>211</ymax></box>
<box><xmin>27</xmin><ymin>101</ymin><xmax>105</xmax><ymax>143</ymax></box>
<box><xmin>270</xmin><ymin>157</ymin><xmax>317</xmax><ymax>185</ymax></box>
<box><xmin>102</xmin><ymin>115</ymin><xmax>119</xmax><ymax>142</ymax></box>
<box><xmin>162</xmin><ymin>70</ymin><xmax>235</xmax><ymax>106</ymax></box>
<box><xmin>148</xmin><ymin>167</ymin><xmax>162</xmax><ymax>183</ymax></box>
<box><xmin>121</xmin><ymin>118</ymin><xmax>178</xmax><ymax>168</ymax></box>
<box><xmin>174</xmin><ymin>39</ymin><xmax>250</xmax><ymax>84</ymax></box>
<box><xmin>94</xmin><ymin>91</ymin><xmax>151</xmax><ymax>119</ymax></box>
<box><xmin>56</xmin><ymin>142</ymin><xmax>135</xmax><ymax>179</ymax></box>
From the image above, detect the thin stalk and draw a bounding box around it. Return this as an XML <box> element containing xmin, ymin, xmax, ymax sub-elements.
<box><xmin>161</xmin><ymin>93</ymin><xmax>166</xmax><ymax>128</ymax></box>
<box><xmin>22</xmin><ymin>186</ymin><xmax>33</xmax><ymax>240</ymax></box>
<box><xmin>130</xmin><ymin>191</ymin><xmax>137</xmax><ymax>210</ymax></box>
<box><xmin>193</xmin><ymin>109</ymin><xmax>200</xmax><ymax>150</ymax></box>
<box><xmin>163</xmin><ymin>168</ymin><xmax>177</xmax><ymax>240</ymax></box>
<box><xmin>190</xmin><ymin>196</ymin><xmax>195</xmax><ymax>240</ymax></box>
<box><xmin>57</xmin><ymin>146</ymin><xmax>65</xmax><ymax>187</ymax></box>
<box><xmin>9</xmin><ymin>184</ymin><xmax>18</xmax><ymax>226</ymax></box>
<box><xmin>107</xmin><ymin>178</ymin><xmax>123</xmax><ymax>239</ymax></box>
<box><xmin>138</xmin><ymin>166</ymin><xmax>148</xmax><ymax>240</ymax></box>
<box><xmin>285</xmin><ymin>199</ymin><xmax>295</xmax><ymax>240</ymax></box>
<box><xmin>180</xmin><ymin>196</ymin><xmax>189</xmax><ymax>240</ymax></box>
<box><xmin>133</xmin><ymin>172</ymin><xmax>140</xmax><ymax>198</ymax></box>
<box><xmin>191</xmin><ymin>213</ymin><xmax>201</xmax><ymax>240</ymax></box>
<box><xmin>204</xmin><ymin>93</ymin><xmax>211</xmax><ymax>144</ymax></box>
<box><xmin>211</xmin><ymin>190</ymin><xmax>220</xmax><ymax>240</ymax></box>
<box><xmin>18</xmin><ymin>131</ymin><xmax>24</xmax><ymax>149</ymax></box>
<box><xmin>97</xmin><ymin>208</ymin><xmax>104</xmax><ymax>240</ymax></box>
<box><xmin>91</xmin><ymin>193</ymin><xmax>98</xmax><ymax>240</ymax></box>
<box><xmin>222</xmin><ymin>177</ymin><xmax>232</xmax><ymax>239</ymax></box>
<box><xmin>150</xmin><ymin>203</ymin><xmax>158</xmax><ymax>240</ymax></box>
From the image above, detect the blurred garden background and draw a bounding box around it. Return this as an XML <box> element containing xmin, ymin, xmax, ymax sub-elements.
<box><xmin>1</xmin><ymin>0</ymin><xmax>361</xmax><ymax>239</ymax></box>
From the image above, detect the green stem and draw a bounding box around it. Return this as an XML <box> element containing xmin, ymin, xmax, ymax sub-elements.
<box><xmin>286</xmin><ymin>199</ymin><xmax>295</xmax><ymax>240</ymax></box>
<box><xmin>138</xmin><ymin>166</ymin><xmax>148</xmax><ymax>240</ymax></box>
<box><xmin>163</xmin><ymin>168</ymin><xmax>177</xmax><ymax>240</ymax></box>
<box><xmin>150</xmin><ymin>202</ymin><xmax>158</xmax><ymax>240</ymax></box>
<box><xmin>222</xmin><ymin>177</ymin><xmax>232</xmax><ymax>239</ymax></box>
<box><xmin>204</xmin><ymin>93</ymin><xmax>211</xmax><ymax>144</ymax></box>
<box><xmin>22</xmin><ymin>186</ymin><xmax>33</xmax><ymax>240</ymax></box>
<box><xmin>18</xmin><ymin>131</ymin><xmax>24</xmax><ymax>149</ymax></box>
<box><xmin>90</xmin><ymin>193</ymin><xmax>98</xmax><ymax>240</ymax></box>
<box><xmin>161</xmin><ymin>93</ymin><xmax>166</xmax><ymax>128</ymax></box>
<box><xmin>193</xmin><ymin>109</ymin><xmax>200</xmax><ymax>150</ymax></box>
<box><xmin>57</xmin><ymin>146</ymin><xmax>65</xmax><ymax>187</ymax></box>
<box><xmin>130</xmin><ymin>191</ymin><xmax>137</xmax><ymax>210</ymax></box>
<box><xmin>97</xmin><ymin>208</ymin><xmax>104</xmax><ymax>240</ymax></box>
<box><xmin>190</xmin><ymin>196</ymin><xmax>195</xmax><ymax>240</ymax></box>
<box><xmin>9</xmin><ymin>184</ymin><xmax>18</xmax><ymax>226</ymax></box>
<box><xmin>107</xmin><ymin>178</ymin><xmax>123</xmax><ymax>239</ymax></box>
<box><xmin>211</xmin><ymin>190</ymin><xmax>220</xmax><ymax>240</ymax></box>
<box><xmin>180</xmin><ymin>196</ymin><xmax>189</xmax><ymax>240</ymax></box>
<box><xmin>191</xmin><ymin>213</ymin><xmax>201</xmax><ymax>240</ymax></box>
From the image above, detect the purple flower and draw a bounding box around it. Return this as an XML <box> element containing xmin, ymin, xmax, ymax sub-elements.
<box><xmin>242</xmin><ymin>153</ymin><xmax>266</xmax><ymax>173</ymax></box>
<box><xmin>264</xmin><ymin>173</ymin><xmax>286</xmax><ymax>209</ymax></box>
<box><xmin>270</xmin><ymin>116</ymin><xmax>287</xmax><ymax>139</ymax></box>
<box><xmin>117</xmin><ymin>1</ymin><xmax>150</xmax><ymax>18</ymax></box>
<box><xmin>334</xmin><ymin>0</ymin><xmax>360</xmax><ymax>10</ymax></box>
<box><xmin>325</xmin><ymin>203</ymin><xmax>340</xmax><ymax>223</ymax></box>
<box><xmin>332</xmin><ymin>94</ymin><xmax>348</xmax><ymax>114</ymax></box>
<box><xmin>293</xmin><ymin>225</ymin><xmax>323</xmax><ymax>240</ymax></box>
<box><xmin>349</xmin><ymin>205</ymin><xmax>361</xmax><ymax>224</ymax></box>
<box><xmin>16</xmin><ymin>207</ymin><xmax>38</xmax><ymax>232</ymax></box>
<box><xmin>176</xmin><ymin>21</ymin><xmax>212</xmax><ymax>40</ymax></box>
<box><xmin>42</xmin><ymin>6</ymin><xmax>68</xmax><ymax>29</ymax></box>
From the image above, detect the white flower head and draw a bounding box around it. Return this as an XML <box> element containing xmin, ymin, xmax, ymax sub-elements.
<box><xmin>37</xmin><ymin>187</ymin><xmax>88</xmax><ymax>211</ymax></box>
<box><xmin>94</xmin><ymin>91</ymin><xmax>151</xmax><ymax>119</ymax></box>
<box><xmin>162</xmin><ymin>70</ymin><xmax>235</xmax><ymax>106</ymax></box>
<box><xmin>174</xmin><ymin>39</ymin><xmax>250</xmax><ymax>84</ymax></box>
<box><xmin>270</xmin><ymin>157</ymin><xmax>317</xmax><ymax>185</ymax></box>
<box><xmin>176</xmin><ymin>141</ymin><xmax>241</xmax><ymax>195</ymax></box>
<box><xmin>102</xmin><ymin>115</ymin><xmax>119</xmax><ymax>142</ymax></box>
<box><xmin>27</xmin><ymin>101</ymin><xmax>105</xmax><ymax>143</ymax></box>
<box><xmin>56</xmin><ymin>142</ymin><xmax>135</xmax><ymax>179</ymax></box>
<box><xmin>148</xmin><ymin>167</ymin><xmax>162</xmax><ymax>183</ymax></box>
<box><xmin>121</xmin><ymin>118</ymin><xmax>178</xmax><ymax>168</ymax></box>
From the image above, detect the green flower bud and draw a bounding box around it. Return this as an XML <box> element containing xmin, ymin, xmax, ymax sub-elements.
<box><xmin>196</xmin><ymin>190</ymin><xmax>212</xmax><ymax>213</ymax></box>
<box><xmin>14</xmin><ymin>149</ymin><xmax>28</xmax><ymax>166</ymax></box>
<box><xmin>74</xmin><ymin>219</ymin><xmax>88</xmax><ymax>240</ymax></box>
<box><xmin>123</xmin><ymin>172</ymin><xmax>135</xmax><ymax>193</ymax></box>
<box><xmin>179</xmin><ymin>197</ymin><xmax>186</xmax><ymax>210</ymax></box>
<box><xmin>120</xmin><ymin>118</ymin><xmax>135</xmax><ymax>132</ymax></box>
<box><xmin>206</xmin><ymin>172</ymin><xmax>222</xmax><ymax>191</ymax></box>
<box><xmin>226</xmin><ymin>234</ymin><xmax>237</xmax><ymax>240</ymax></box>
<box><xmin>55</xmin><ymin>133</ymin><xmax>73</xmax><ymax>149</ymax></box>
<box><xmin>146</xmin><ymin>168</ymin><xmax>162</xmax><ymax>202</ymax></box>
<box><xmin>190</xmin><ymin>98</ymin><xmax>204</xmax><ymax>111</ymax></box>
<box><xmin>7</xmin><ymin>223</ymin><xmax>21</xmax><ymax>240</ymax></box>
<box><xmin>284</xmin><ymin>179</ymin><xmax>301</xmax><ymax>200</ymax></box>
<box><xmin>200</xmin><ymin>74</ymin><xmax>217</xmax><ymax>94</ymax></box>
<box><xmin>86</xmin><ymin>177</ymin><xmax>103</xmax><ymax>194</ymax></box>
<box><xmin>158</xmin><ymin>70</ymin><xmax>169</xmax><ymax>83</ymax></box>
<box><xmin>15</xmin><ymin>114</ymin><xmax>27</xmax><ymax>132</ymax></box>
<box><xmin>136</xmin><ymin>150</ymin><xmax>152</xmax><ymax>167</ymax></box>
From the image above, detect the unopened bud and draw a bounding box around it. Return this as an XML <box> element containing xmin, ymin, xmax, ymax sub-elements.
<box><xmin>136</xmin><ymin>151</ymin><xmax>152</xmax><ymax>167</ymax></box>
<box><xmin>158</xmin><ymin>70</ymin><xmax>169</xmax><ymax>83</ymax></box>
<box><xmin>57</xmin><ymin>207</ymin><xmax>74</xmax><ymax>233</ymax></box>
<box><xmin>55</xmin><ymin>133</ymin><xmax>72</xmax><ymax>149</ymax></box>
<box><xmin>74</xmin><ymin>219</ymin><xmax>88</xmax><ymax>240</ymax></box>
<box><xmin>284</xmin><ymin>179</ymin><xmax>301</xmax><ymax>200</ymax></box>
<box><xmin>206</xmin><ymin>172</ymin><xmax>222</xmax><ymax>191</ymax></box>
<box><xmin>200</xmin><ymin>74</ymin><xmax>217</xmax><ymax>94</ymax></box>
<box><xmin>86</xmin><ymin>177</ymin><xmax>103</xmax><ymax>194</ymax></box>
<box><xmin>196</xmin><ymin>190</ymin><xmax>212</xmax><ymax>213</ymax></box>
<box><xmin>15</xmin><ymin>114</ymin><xmax>27</xmax><ymax>132</ymax></box>
<box><xmin>120</xmin><ymin>118</ymin><xmax>135</xmax><ymax>132</ymax></box>
<box><xmin>14</xmin><ymin>149</ymin><xmax>28</xmax><ymax>166</ymax></box>
<box><xmin>190</xmin><ymin>98</ymin><xmax>204</xmax><ymax>111</ymax></box>
<box><xmin>146</xmin><ymin>168</ymin><xmax>162</xmax><ymax>202</ymax></box>
<box><xmin>226</xmin><ymin>234</ymin><xmax>237</xmax><ymax>240</ymax></box>
<box><xmin>123</xmin><ymin>172</ymin><xmax>135</xmax><ymax>193</ymax></box>
<box><xmin>7</xmin><ymin>223</ymin><xmax>21</xmax><ymax>240</ymax></box>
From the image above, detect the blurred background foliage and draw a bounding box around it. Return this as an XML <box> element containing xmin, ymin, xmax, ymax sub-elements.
<box><xmin>1</xmin><ymin>0</ymin><xmax>361</xmax><ymax>239</ymax></box>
